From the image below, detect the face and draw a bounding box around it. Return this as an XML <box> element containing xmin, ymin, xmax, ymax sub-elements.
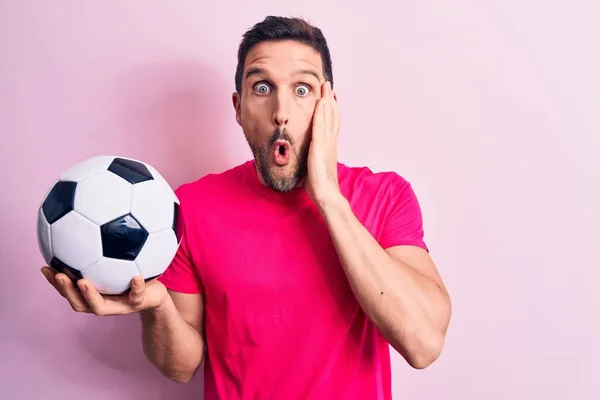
<box><xmin>233</xmin><ymin>40</ymin><xmax>325</xmax><ymax>192</ymax></box>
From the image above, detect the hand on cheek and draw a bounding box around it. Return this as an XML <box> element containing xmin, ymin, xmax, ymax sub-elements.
<box><xmin>305</xmin><ymin>80</ymin><xmax>342</xmax><ymax>208</ymax></box>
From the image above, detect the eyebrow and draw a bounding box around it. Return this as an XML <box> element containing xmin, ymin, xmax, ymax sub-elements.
<box><xmin>245</xmin><ymin>67</ymin><xmax>321</xmax><ymax>82</ymax></box>
<box><xmin>294</xmin><ymin>69</ymin><xmax>321</xmax><ymax>81</ymax></box>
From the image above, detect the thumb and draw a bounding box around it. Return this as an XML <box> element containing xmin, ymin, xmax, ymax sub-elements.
<box><xmin>128</xmin><ymin>276</ymin><xmax>146</xmax><ymax>308</ymax></box>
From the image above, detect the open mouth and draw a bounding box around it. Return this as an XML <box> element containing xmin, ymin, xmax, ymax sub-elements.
<box><xmin>273</xmin><ymin>140</ymin><xmax>290</xmax><ymax>165</ymax></box>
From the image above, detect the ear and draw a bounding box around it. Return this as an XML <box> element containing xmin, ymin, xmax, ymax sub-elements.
<box><xmin>232</xmin><ymin>92</ymin><xmax>242</xmax><ymax>126</ymax></box>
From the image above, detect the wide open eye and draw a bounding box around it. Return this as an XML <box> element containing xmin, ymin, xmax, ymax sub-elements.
<box><xmin>254</xmin><ymin>83</ymin><xmax>271</xmax><ymax>94</ymax></box>
<box><xmin>295</xmin><ymin>85</ymin><xmax>310</xmax><ymax>96</ymax></box>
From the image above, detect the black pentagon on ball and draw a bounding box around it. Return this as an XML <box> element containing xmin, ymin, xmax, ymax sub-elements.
<box><xmin>50</xmin><ymin>256</ymin><xmax>83</xmax><ymax>283</ymax></box>
<box><xmin>107</xmin><ymin>157</ymin><xmax>154</xmax><ymax>184</ymax></box>
<box><xmin>144</xmin><ymin>274</ymin><xmax>161</xmax><ymax>283</ymax></box>
<box><xmin>100</xmin><ymin>213</ymin><xmax>148</xmax><ymax>261</ymax></box>
<box><xmin>42</xmin><ymin>181</ymin><xmax>77</xmax><ymax>224</ymax></box>
<box><xmin>173</xmin><ymin>202</ymin><xmax>183</xmax><ymax>243</ymax></box>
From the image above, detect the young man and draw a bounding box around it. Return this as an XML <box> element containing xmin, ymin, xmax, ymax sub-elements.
<box><xmin>41</xmin><ymin>16</ymin><xmax>452</xmax><ymax>400</ymax></box>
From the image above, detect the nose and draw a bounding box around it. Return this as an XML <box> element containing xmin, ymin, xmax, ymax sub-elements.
<box><xmin>272</xmin><ymin>91</ymin><xmax>291</xmax><ymax>127</ymax></box>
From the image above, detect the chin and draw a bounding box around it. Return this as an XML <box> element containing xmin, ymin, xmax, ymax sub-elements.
<box><xmin>267</xmin><ymin>168</ymin><xmax>301</xmax><ymax>192</ymax></box>
<box><xmin>260</xmin><ymin>163</ymin><xmax>304</xmax><ymax>193</ymax></box>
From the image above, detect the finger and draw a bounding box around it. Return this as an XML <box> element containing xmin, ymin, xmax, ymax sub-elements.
<box><xmin>319</xmin><ymin>81</ymin><xmax>328</xmax><ymax>117</ymax></box>
<box><xmin>77</xmin><ymin>280</ymin><xmax>114</xmax><ymax>315</ymax></box>
<box><xmin>323</xmin><ymin>82</ymin><xmax>332</xmax><ymax>135</ymax></box>
<box><xmin>326</xmin><ymin>81</ymin><xmax>335</xmax><ymax>111</ymax></box>
<box><xmin>325</xmin><ymin>82</ymin><xmax>340</xmax><ymax>134</ymax></box>
<box><xmin>312</xmin><ymin>98</ymin><xmax>325</xmax><ymax>136</ymax></box>
<box><xmin>56</xmin><ymin>274</ymin><xmax>91</xmax><ymax>313</ymax></box>
<box><xmin>41</xmin><ymin>266</ymin><xmax>63</xmax><ymax>296</ymax></box>
<box><xmin>128</xmin><ymin>276</ymin><xmax>146</xmax><ymax>308</ymax></box>
<box><xmin>332</xmin><ymin>91</ymin><xmax>341</xmax><ymax>135</ymax></box>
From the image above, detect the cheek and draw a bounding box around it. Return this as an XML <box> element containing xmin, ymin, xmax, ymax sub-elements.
<box><xmin>240</xmin><ymin>107</ymin><xmax>262</xmax><ymax>135</ymax></box>
<box><xmin>242</xmin><ymin>99</ymin><xmax>270</xmax><ymax>124</ymax></box>
<box><xmin>293</xmin><ymin>98</ymin><xmax>318</xmax><ymax>130</ymax></box>
<box><xmin>295</xmin><ymin>96</ymin><xmax>317</xmax><ymax>113</ymax></box>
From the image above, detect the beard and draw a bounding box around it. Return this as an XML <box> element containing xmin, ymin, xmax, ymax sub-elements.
<box><xmin>246</xmin><ymin>127</ymin><xmax>309</xmax><ymax>193</ymax></box>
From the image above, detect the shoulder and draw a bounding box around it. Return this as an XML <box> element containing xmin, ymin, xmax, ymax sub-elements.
<box><xmin>338</xmin><ymin>162</ymin><xmax>413</xmax><ymax>200</ymax></box>
<box><xmin>169</xmin><ymin>161</ymin><xmax>253</xmax><ymax>222</ymax></box>
<box><xmin>174</xmin><ymin>160</ymin><xmax>252</xmax><ymax>202</ymax></box>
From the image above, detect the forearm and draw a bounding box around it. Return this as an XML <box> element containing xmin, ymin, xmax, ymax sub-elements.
<box><xmin>319</xmin><ymin>194</ymin><xmax>450</xmax><ymax>368</ymax></box>
<box><xmin>140</xmin><ymin>295</ymin><xmax>205</xmax><ymax>383</ymax></box>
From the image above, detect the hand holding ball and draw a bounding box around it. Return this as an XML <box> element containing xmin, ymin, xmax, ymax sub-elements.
<box><xmin>37</xmin><ymin>156</ymin><xmax>182</xmax><ymax>310</ymax></box>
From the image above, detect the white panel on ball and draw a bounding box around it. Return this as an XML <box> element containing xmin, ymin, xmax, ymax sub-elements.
<box><xmin>131</xmin><ymin>180</ymin><xmax>176</xmax><ymax>233</ymax></box>
<box><xmin>59</xmin><ymin>155</ymin><xmax>116</xmax><ymax>182</ymax></box>
<box><xmin>52</xmin><ymin>211</ymin><xmax>103</xmax><ymax>271</ymax></box>
<box><xmin>83</xmin><ymin>257</ymin><xmax>140</xmax><ymax>295</ymax></box>
<box><xmin>135</xmin><ymin>229</ymin><xmax>179</xmax><ymax>280</ymax></box>
<box><xmin>37</xmin><ymin>208</ymin><xmax>53</xmax><ymax>264</ymax></box>
<box><xmin>74</xmin><ymin>170</ymin><xmax>132</xmax><ymax>226</ymax></box>
<box><xmin>146</xmin><ymin>164</ymin><xmax>180</xmax><ymax>204</ymax></box>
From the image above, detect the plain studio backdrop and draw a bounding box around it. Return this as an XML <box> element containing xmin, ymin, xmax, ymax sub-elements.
<box><xmin>0</xmin><ymin>1</ymin><xmax>598</xmax><ymax>399</ymax></box>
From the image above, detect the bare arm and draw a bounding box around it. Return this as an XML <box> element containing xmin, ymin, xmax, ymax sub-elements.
<box><xmin>319</xmin><ymin>194</ymin><xmax>452</xmax><ymax>369</ymax></box>
<box><xmin>304</xmin><ymin>78</ymin><xmax>450</xmax><ymax>368</ymax></box>
<box><xmin>41</xmin><ymin>266</ymin><xmax>206</xmax><ymax>382</ymax></box>
<box><xmin>140</xmin><ymin>289</ymin><xmax>206</xmax><ymax>383</ymax></box>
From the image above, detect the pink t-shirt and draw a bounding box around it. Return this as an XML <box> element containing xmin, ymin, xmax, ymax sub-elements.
<box><xmin>158</xmin><ymin>160</ymin><xmax>428</xmax><ymax>400</ymax></box>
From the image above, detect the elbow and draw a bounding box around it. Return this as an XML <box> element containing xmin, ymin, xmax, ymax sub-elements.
<box><xmin>143</xmin><ymin>346</ymin><xmax>204</xmax><ymax>384</ymax></box>
<box><xmin>409</xmin><ymin>340</ymin><xmax>444</xmax><ymax>370</ymax></box>
<box><xmin>407</xmin><ymin>348</ymin><xmax>441</xmax><ymax>370</ymax></box>
<box><xmin>409</xmin><ymin>297</ymin><xmax>452</xmax><ymax>369</ymax></box>
<box><xmin>146</xmin><ymin>357</ymin><xmax>201</xmax><ymax>384</ymax></box>
<box><xmin>394</xmin><ymin>332</ymin><xmax>446</xmax><ymax>370</ymax></box>
<box><xmin>160</xmin><ymin>363</ymin><xmax>201</xmax><ymax>384</ymax></box>
<box><xmin>168</xmin><ymin>371</ymin><xmax>196</xmax><ymax>384</ymax></box>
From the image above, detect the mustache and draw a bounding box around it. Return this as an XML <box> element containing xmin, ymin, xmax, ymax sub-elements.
<box><xmin>268</xmin><ymin>127</ymin><xmax>293</xmax><ymax>147</ymax></box>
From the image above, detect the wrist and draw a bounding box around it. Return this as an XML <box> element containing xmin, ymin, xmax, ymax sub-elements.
<box><xmin>143</xmin><ymin>283</ymin><xmax>171</xmax><ymax>315</ymax></box>
<box><xmin>316</xmin><ymin>190</ymin><xmax>350</xmax><ymax>217</ymax></box>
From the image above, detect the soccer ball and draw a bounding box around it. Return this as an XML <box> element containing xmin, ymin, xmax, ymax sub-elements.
<box><xmin>36</xmin><ymin>155</ymin><xmax>182</xmax><ymax>295</ymax></box>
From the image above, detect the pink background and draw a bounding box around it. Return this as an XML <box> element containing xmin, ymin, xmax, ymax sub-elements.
<box><xmin>1</xmin><ymin>1</ymin><xmax>598</xmax><ymax>399</ymax></box>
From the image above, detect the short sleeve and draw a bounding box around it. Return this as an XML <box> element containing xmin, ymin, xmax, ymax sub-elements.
<box><xmin>378</xmin><ymin>176</ymin><xmax>429</xmax><ymax>252</ymax></box>
<box><xmin>157</xmin><ymin>187</ymin><xmax>203</xmax><ymax>294</ymax></box>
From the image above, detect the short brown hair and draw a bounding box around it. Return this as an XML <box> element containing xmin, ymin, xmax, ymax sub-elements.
<box><xmin>234</xmin><ymin>16</ymin><xmax>334</xmax><ymax>94</ymax></box>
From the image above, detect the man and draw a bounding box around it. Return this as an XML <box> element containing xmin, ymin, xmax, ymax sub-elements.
<box><xmin>41</xmin><ymin>16</ymin><xmax>452</xmax><ymax>400</ymax></box>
